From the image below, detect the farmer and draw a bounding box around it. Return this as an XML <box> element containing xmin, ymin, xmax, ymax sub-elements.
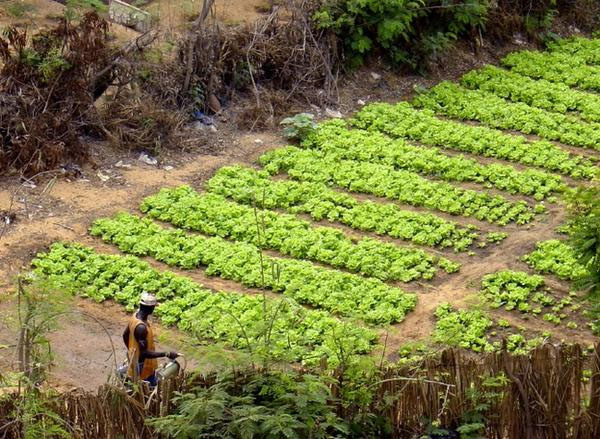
<box><xmin>122</xmin><ymin>292</ymin><xmax>178</xmax><ymax>386</ymax></box>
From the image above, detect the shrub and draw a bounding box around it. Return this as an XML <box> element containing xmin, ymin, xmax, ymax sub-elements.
<box><xmin>280</xmin><ymin>113</ymin><xmax>317</xmax><ymax>142</ymax></box>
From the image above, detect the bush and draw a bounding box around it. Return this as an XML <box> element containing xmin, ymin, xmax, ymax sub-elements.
<box><xmin>313</xmin><ymin>0</ymin><xmax>489</xmax><ymax>69</ymax></box>
<box><xmin>280</xmin><ymin>113</ymin><xmax>317</xmax><ymax>142</ymax></box>
<box><xmin>0</xmin><ymin>13</ymin><xmax>111</xmax><ymax>175</ymax></box>
<box><xmin>149</xmin><ymin>370</ymin><xmax>349</xmax><ymax>439</ymax></box>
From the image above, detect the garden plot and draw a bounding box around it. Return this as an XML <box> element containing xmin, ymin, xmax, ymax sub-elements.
<box><xmin>31</xmin><ymin>37</ymin><xmax>600</xmax><ymax>363</ymax></box>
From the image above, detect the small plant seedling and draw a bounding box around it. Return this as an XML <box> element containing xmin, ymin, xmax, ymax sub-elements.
<box><xmin>280</xmin><ymin>113</ymin><xmax>317</xmax><ymax>142</ymax></box>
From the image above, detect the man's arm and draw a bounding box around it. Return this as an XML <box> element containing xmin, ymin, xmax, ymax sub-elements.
<box><xmin>134</xmin><ymin>324</ymin><xmax>177</xmax><ymax>360</ymax></box>
<box><xmin>122</xmin><ymin>325</ymin><xmax>130</xmax><ymax>349</ymax></box>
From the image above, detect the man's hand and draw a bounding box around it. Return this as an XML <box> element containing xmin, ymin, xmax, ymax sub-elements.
<box><xmin>166</xmin><ymin>351</ymin><xmax>179</xmax><ymax>360</ymax></box>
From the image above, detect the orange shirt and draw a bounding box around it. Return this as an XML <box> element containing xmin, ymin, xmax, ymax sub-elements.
<box><xmin>126</xmin><ymin>314</ymin><xmax>158</xmax><ymax>380</ymax></box>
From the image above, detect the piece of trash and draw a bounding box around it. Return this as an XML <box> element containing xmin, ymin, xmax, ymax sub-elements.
<box><xmin>254</xmin><ymin>139</ymin><xmax>263</xmax><ymax>144</ymax></box>
<box><xmin>97</xmin><ymin>171</ymin><xmax>110</xmax><ymax>182</ymax></box>
<box><xmin>310</xmin><ymin>104</ymin><xmax>321</xmax><ymax>114</ymax></box>
<box><xmin>513</xmin><ymin>33</ymin><xmax>526</xmax><ymax>46</ymax></box>
<box><xmin>115</xmin><ymin>160</ymin><xmax>131</xmax><ymax>169</ymax></box>
<box><xmin>22</xmin><ymin>181</ymin><xmax>36</xmax><ymax>189</ymax></box>
<box><xmin>357</xmin><ymin>99</ymin><xmax>366</xmax><ymax>106</ymax></box>
<box><xmin>61</xmin><ymin>163</ymin><xmax>83</xmax><ymax>178</ymax></box>
<box><xmin>208</xmin><ymin>93</ymin><xmax>222</xmax><ymax>113</ymax></box>
<box><xmin>192</xmin><ymin>121</ymin><xmax>205</xmax><ymax>131</ymax></box>
<box><xmin>138</xmin><ymin>152</ymin><xmax>158</xmax><ymax>166</ymax></box>
<box><xmin>193</xmin><ymin>111</ymin><xmax>214</xmax><ymax>126</ymax></box>
<box><xmin>370</xmin><ymin>72</ymin><xmax>382</xmax><ymax>80</ymax></box>
<box><xmin>163</xmin><ymin>165</ymin><xmax>174</xmax><ymax>171</ymax></box>
<box><xmin>1</xmin><ymin>211</ymin><xmax>16</xmax><ymax>225</ymax></box>
<box><xmin>325</xmin><ymin>108</ymin><xmax>343</xmax><ymax>118</ymax></box>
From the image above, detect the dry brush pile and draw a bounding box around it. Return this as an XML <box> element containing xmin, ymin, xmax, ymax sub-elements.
<box><xmin>0</xmin><ymin>13</ymin><xmax>111</xmax><ymax>176</ymax></box>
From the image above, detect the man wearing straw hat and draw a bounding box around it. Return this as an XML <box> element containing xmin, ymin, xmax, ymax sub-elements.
<box><xmin>122</xmin><ymin>292</ymin><xmax>178</xmax><ymax>386</ymax></box>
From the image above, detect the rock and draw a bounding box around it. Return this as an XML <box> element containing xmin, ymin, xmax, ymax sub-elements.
<box><xmin>357</xmin><ymin>99</ymin><xmax>366</xmax><ymax>106</ymax></box>
<box><xmin>163</xmin><ymin>165</ymin><xmax>174</xmax><ymax>171</ymax></box>
<box><xmin>138</xmin><ymin>152</ymin><xmax>158</xmax><ymax>166</ymax></box>
<box><xmin>191</xmin><ymin>121</ymin><xmax>206</xmax><ymax>131</ymax></box>
<box><xmin>254</xmin><ymin>138</ymin><xmax>263</xmax><ymax>144</ymax></box>
<box><xmin>115</xmin><ymin>160</ymin><xmax>131</xmax><ymax>169</ymax></box>
<box><xmin>370</xmin><ymin>72</ymin><xmax>382</xmax><ymax>81</ymax></box>
<box><xmin>97</xmin><ymin>171</ymin><xmax>110</xmax><ymax>182</ymax></box>
<box><xmin>513</xmin><ymin>33</ymin><xmax>527</xmax><ymax>46</ymax></box>
<box><xmin>310</xmin><ymin>104</ymin><xmax>321</xmax><ymax>114</ymax></box>
<box><xmin>210</xmin><ymin>125</ymin><xmax>218</xmax><ymax>133</ymax></box>
<box><xmin>325</xmin><ymin>108</ymin><xmax>343</xmax><ymax>118</ymax></box>
<box><xmin>207</xmin><ymin>93</ymin><xmax>222</xmax><ymax>113</ymax></box>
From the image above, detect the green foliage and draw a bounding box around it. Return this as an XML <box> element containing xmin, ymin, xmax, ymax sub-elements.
<box><xmin>208</xmin><ymin>165</ymin><xmax>479</xmax><ymax>251</ymax></box>
<box><xmin>414</xmin><ymin>81</ymin><xmax>600</xmax><ymax>151</ymax></box>
<box><xmin>260</xmin><ymin>146</ymin><xmax>535</xmax><ymax>225</ymax></box>
<box><xmin>280</xmin><ymin>113</ymin><xmax>317</xmax><ymax>142</ymax></box>
<box><xmin>89</xmin><ymin>214</ymin><xmax>417</xmax><ymax>325</ymax></box>
<box><xmin>461</xmin><ymin>65</ymin><xmax>600</xmax><ymax>123</ymax></box>
<box><xmin>303</xmin><ymin>120</ymin><xmax>564</xmax><ymax>200</ymax></box>
<box><xmin>12</xmin><ymin>389</ymin><xmax>70</xmax><ymax>439</ymax></box>
<box><xmin>32</xmin><ymin>243</ymin><xmax>377</xmax><ymax>366</ymax></box>
<box><xmin>313</xmin><ymin>0</ymin><xmax>489</xmax><ymax>69</ymax></box>
<box><xmin>352</xmin><ymin>102</ymin><xmax>596</xmax><ymax>180</ymax></box>
<box><xmin>522</xmin><ymin>240</ymin><xmax>589</xmax><ymax>281</ymax></box>
<box><xmin>486</xmin><ymin>232</ymin><xmax>507</xmax><ymax>243</ymax></box>
<box><xmin>4</xmin><ymin>1</ymin><xmax>36</xmax><ymax>18</ymax></box>
<box><xmin>549</xmin><ymin>36</ymin><xmax>600</xmax><ymax>64</ymax></box>
<box><xmin>563</xmin><ymin>183</ymin><xmax>600</xmax><ymax>333</ymax></box>
<box><xmin>481</xmin><ymin>270</ymin><xmax>546</xmax><ymax>312</ymax></box>
<box><xmin>502</xmin><ymin>50</ymin><xmax>600</xmax><ymax>92</ymax></box>
<box><xmin>19</xmin><ymin>47</ymin><xmax>71</xmax><ymax>83</ymax></box>
<box><xmin>64</xmin><ymin>0</ymin><xmax>107</xmax><ymax>21</ymax></box>
<box><xmin>433</xmin><ymin>304</ymin><xmax>493</xmax><ymax>352</ymax></box>
<box><xmin>141</xmin><ymin>187</ymin><xmax>454</xmax><ymax>282</ymax></box>
<box><xmin>455</xmin><ymin>374</ymin><xmax>509</xmax><ymax>439</ymax></box>
<box><xmin>148</xmin><ymin>370</ymin><xmax>349</xmax><ymax>438</ymax></box>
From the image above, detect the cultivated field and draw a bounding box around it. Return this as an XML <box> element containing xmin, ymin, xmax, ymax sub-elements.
<box><xmin>24</xmin><ymin>37</ymin><xmax>600</xmax><ymax>367</ymax></box>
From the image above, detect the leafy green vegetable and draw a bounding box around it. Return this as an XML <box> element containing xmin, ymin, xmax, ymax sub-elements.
<box><xmin>207</xmin><ymin>166</ymin><xmax>479</xmax><ymax>251</ymax></box>
<box><xmin>461</xmin><ymin>65</ymin><xmax>600</xmax><ymax>123</ymax></box>
<box><xmin>303</xmin><ymin>119</ymin><xmax>564</xmax><ymax>200</ymax></box>
<box><xmin>522</xmin><ymin>240</ymin><xmax>589</xmax><ymax>280</ymax></box>
<box><xmin>32</xmin><ymin>243</ymin><xmax>377</xmax><ymax>366</ymax></box>
<box><xmin>433</xmin><ymin>304</ymin><xmax>493</xmax><ymax>352</ymax></box>
<box><xmin>503</xmin><ymin>50</ymin><xmax>600</xmax><ymax>91</ymax></box>
<box><xmin>353</xmin><ymin>102</ymin><xmax>596</xmax><ymax>179</ymax></box>
<box><xmin>259</xmin><ymin>147</ymin><xmax>535</xmax><ymax>225</ymax></box>
<box><xmin>414</xmin><ymin>81</ymin><xmax>600</xmax><ymax>151</ymax></box>
<box><xmin>141</xmin><ymin>187</ymin><xmax>458</xmax><ymax>282</ymax></box>
<box><xmin>90</xmin><ymin>213</ymin><xmax>417</xmax><ymax>325</ymax></box>
<box><xmin>481</xmin><ymin>270</ymin><xmax>546</xmax><ymax>312</ymax></box>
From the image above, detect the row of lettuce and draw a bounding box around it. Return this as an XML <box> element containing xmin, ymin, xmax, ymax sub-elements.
<box><xmin>411</xmin><ymin>39</ymin><xmax>600</xmax><ymax>151</ymax></box>
<box><xmin>32</xmin><ymin>239</ymin><xmax>585</xmax><ymax>362</ymax></box>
